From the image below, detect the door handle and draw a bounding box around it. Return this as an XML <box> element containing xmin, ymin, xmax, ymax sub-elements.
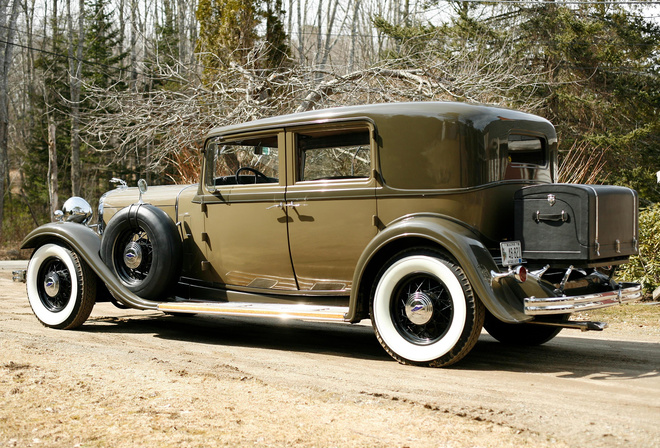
<box><xmin>266</xmin><ymin>202</ymin><xmax>307</xmax><ymax>210</ymax></box>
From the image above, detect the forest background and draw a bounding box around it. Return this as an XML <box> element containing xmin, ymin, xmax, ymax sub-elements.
<box><xmin>0</xmin><ymin>0</ymin><xmax>658</xmax><ymax>286</ymax></box>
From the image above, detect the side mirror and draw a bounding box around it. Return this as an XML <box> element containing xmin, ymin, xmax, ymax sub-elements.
<box><xmin>138</xmin><ymin>179</ymin><xmax>148</xmax><ymax>203</ymax></box>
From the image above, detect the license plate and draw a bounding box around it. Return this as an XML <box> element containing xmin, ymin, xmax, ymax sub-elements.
<box><xmin>500</xmin><ymin>241</ymin><xmax>522</xmax><ymax>266</ymax></box>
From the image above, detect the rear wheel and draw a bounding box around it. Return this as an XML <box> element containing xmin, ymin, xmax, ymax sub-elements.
<box><xmin>26</xmin><ymin>244</ymin><xmax>96</xmax><ymax>329</ymax></box>
<box><xmin>370</xmin><ymin>249</ymin><xmax>484</xmax><ymax>367</ymax></box>
<box><xmin>484</xmin><ymin>312</ymin><xmax>568</xmax><ymax>345</ymax></box>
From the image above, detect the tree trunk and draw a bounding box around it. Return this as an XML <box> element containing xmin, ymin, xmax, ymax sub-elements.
<box><xmin>48</xmin><ymin>0</ymin><xmax>59</xmax><ymax>218</ymax></box>
<box><xmin>187</xmin><ymin>0</ymin><xmax>197</xmax><ymax>67</ymax></box>
<box><xmin>178</xmin><ymin>0</ymin><xmax>187</xmax><ymax>71</ymax></box>
<box><xmin>47</xmin><ymin>114</ymin><xmax>59</xmax><ymax>219</ymax></box>
<box><xmin>315</xmin><ymin>0</ymin><xmax>322</xmax><ymax>65</ymax></box>
<box><xmin>296</xmin><ymin>0</ymin><xmax>304</xmax><ymax>61</ymax></box>
<box><xmin>0</xmin><ymin>0</ymin><xmax>21</xmax><ymax>237</ymax></box>
<box><xmin>67</xmin><ymin>0</ymin><xmax>84</xmax><ymax>197</ymax></box>
<box><xmin>348</xmin><ymin>0</ymin><xmax>361</xmax><ymax>72</ymax></box>
<box><xmin>130</xmin><ymin>0</ymin><xmax>138</xmax><ymax>90</ymax></box>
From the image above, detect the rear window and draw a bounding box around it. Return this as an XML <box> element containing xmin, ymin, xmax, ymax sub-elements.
<box><xmin>296</xmin><ymin>128</ymin><xmax>371</xmax><ymax>181</ymax></box>
<box><xmin>508</xmin><ymin>134</ymin><xmax>546</xmax><ymax>166</ymax></box>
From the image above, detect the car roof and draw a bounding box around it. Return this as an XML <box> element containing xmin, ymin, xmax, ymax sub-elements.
<box><xmin>206</xmin><ymin>101</ymin><xmax>552</xmax><ymax>139</ymax></box>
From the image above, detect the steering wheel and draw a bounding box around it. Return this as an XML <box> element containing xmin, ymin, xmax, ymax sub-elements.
<box><xmin>235</xmin><ymin>167</ymin><xmax>270</xmax><ymax>184</ymax></box>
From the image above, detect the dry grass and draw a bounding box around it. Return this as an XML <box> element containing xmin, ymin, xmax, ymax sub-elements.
<box><xmin>558</xmin><ymin>141</ymin><xmax>608</xmax><ymax>185</ymax></box>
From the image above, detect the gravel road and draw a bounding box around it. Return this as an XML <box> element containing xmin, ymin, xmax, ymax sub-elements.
<box><xmin>1</xmin><ymin>263</ymin><xmax>658</xmax><ymax>448</ymax></box>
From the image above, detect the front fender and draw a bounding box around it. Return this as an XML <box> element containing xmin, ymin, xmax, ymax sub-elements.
<box><xmin>348</xmin><ymin>214</ymin><xmax>536</xmax><ymax>324</ymax></box>
<box><xmin>21</xmin><ymin>222</ymin><xmax>160</xmax><ymax>310</ymax></box>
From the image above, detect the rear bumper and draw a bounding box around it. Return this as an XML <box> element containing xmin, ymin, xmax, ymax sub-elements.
<box><xmin>524</xmin><ymin>282</ymin><xmax>642</xmax><ymax>315</ymax></box>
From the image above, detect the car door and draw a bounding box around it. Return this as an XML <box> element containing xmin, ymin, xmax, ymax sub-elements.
<box><xmin>198</xmin><ymin>130</ymin><xmax>297</xmax><ymax>291</ymax></box>
<box><xmin>284</xmin><ymin>122</ymin><xmax>379</xmax><ymax>294</ymax></box>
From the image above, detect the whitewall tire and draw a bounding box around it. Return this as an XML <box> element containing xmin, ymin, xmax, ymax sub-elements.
<box><xmin>26</xmin><ymin>244</ymin><xmax>96</xmax><ymax>329</ymax></box>
<box><xmin>370</xmin><ymin>249</ymin><xmax>484</xmax><ymax>367</ymax></box>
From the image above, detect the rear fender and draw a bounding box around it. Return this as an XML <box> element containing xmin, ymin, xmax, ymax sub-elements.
<box><xmin>348</xmin><ymin>214</ymin><xmax>535</xmax><ymax>324</ymax></box>
<box><xmin>21</xmin><ymin>222</ymin><xmax>160</xmax><ymax>310</ymax></box>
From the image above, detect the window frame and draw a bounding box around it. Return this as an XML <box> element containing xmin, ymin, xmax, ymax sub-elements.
<box><xmin>204</xmin><ymin>130</ymin><xmax>286</xmax><ymax>193</ymax></box>
<box><xmin>289</xmin><ymin>122</ymin><xmax>376</xmax><ymax>186</ymax></box>
<box><xmin>506</xmin><ymin>132</ymin><xmax>548</xmax><ymax>168</ymax></box>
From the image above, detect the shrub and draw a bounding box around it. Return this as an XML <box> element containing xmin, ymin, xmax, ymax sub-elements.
<box><xmin>618</xmin><ymin>204</ymin><xmax>660</xmax><ymax>294</ymax></box>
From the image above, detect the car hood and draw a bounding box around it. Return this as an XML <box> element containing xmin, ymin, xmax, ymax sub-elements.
<box><xmin>101</xmin><ymin>184</ymin><xmax>197</xmax><ymax>210</ymax></box>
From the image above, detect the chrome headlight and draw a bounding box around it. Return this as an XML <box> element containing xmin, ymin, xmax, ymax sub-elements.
<box><xmin>61</xmin><ymin>197</ymin><xmax>93</xmax><ymax>225</ymax></box>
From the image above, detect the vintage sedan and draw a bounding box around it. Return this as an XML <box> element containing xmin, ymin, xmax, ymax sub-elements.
<box><xmin>15</xmin><ymin>102</ymin><xmax>642</xmax><ymax>367</ymax></box>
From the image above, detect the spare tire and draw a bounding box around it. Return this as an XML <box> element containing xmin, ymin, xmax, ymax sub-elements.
<box><xmin>100</xmin><ymin>204</ymin><xmax>182</xmax><ymax>300</ymax></box>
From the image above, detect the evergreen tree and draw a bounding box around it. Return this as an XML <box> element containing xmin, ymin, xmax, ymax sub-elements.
<box><xmin>24</xmin><ymin>12</ymin><xmax>72</xmax><ymax>220</ymax></box>
<box><xmin>374</xmin><ymin>1</ymin><xmax>660</xmax><ymax>202</ymax></box>
<box><xmin>84</xmin><ymin>0</ymin><xmax>127</xmax><ymax>89</ymax></box>
<box><xmin>196</xmin><ymin>0</ymin><xmax>260</xmax><ymax>77</ymax></box>
<box><xmin>196</xmin><ymin>0</ymin><xmax>290</xmax><ymax>82</ymax></box>
<box><xmin>518</xmin><ymin>3</ymin><xmax>660</xmax><ymax>201</ymax></box>
<box><xmin>263</xmin><ymin>0</ymin><xmax>290</xmax><ymax>68</ymax></box>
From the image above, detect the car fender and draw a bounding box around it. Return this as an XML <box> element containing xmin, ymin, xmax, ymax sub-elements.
<box><xmin>21</xmin><ymin>222</ymin><xmax>160</xmax><ymax>310</ymax></box>
<box><xmin>348</xmin><ymin>214</ymin><xmax>534</xmax><ymax>324</ymax></box>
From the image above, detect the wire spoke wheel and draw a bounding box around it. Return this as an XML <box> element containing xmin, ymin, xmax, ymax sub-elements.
<box><xmin>100</xmin><ymin>204</ymin><xmax>183</xmax><ymax>300</ymax></box>
<box><xmin>36</xmin><ymin>257</ymin><xmax>73</xmax><ymax>313</ymax></box>
<box><xmin>26</xmin><ymin>244</ymin><xmax>96</xmax><ymax>330</ymax></box>
<box><xmin>114</xmin><ymin>229</ymin><xmax>154</xmax><ymax>286</ymax></box>
<box><xmin>391</xmin><ymin>274</ymin><xmax>454</xmax><ymax>345</ymax></box>
<box><xmin>371</xmin><ymin>249</ymin><xmax>484</xmax><ymax>367</ymax></box>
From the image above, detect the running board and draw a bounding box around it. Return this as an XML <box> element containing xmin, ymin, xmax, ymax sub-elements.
<box><xmin>158</xmin><ymin>302</ymin><xmax>349</xmax><ymax>322</ymax></box>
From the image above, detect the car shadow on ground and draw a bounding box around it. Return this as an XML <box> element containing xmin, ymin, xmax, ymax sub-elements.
<box><xmin>459</xmin><ymin>334</ymin><xmax>659</xmax><ymax>380</ymax></box>
<box><xmin>83</xmin><ymin>310</ymin><xmax>659</xmax><ymax>378</ymax></box>
<box><xmin>84</xmin><ymin>311</ymin><xmax>390</xmax><ymax>362</ymax></box>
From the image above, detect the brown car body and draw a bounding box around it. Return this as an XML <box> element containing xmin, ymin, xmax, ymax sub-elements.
<box><xmin>19</xmin><ymin>102</ymin><xmax>642</xmax><ymax>367</ymax></box>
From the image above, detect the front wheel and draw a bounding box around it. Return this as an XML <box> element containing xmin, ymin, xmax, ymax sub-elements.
<box><xmin>370</xmin><ymin>249</ymin><xmax>484</xmax><ymax>367</ymax></box>
<box><xmin>26</xmin><ymin>244</ymin><xmax>96</xmax><ymax>329</ymax></box>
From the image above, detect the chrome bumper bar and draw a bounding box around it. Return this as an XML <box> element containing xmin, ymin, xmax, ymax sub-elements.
<box><xmin>12</xmin><ymin>269</ymin><xmax>26</xmax><ymax>283</ymax></box>
<box><xmin>524</xmin><ymin>282</ymin><xmax>642</xmax><ymax>315</ymax></box>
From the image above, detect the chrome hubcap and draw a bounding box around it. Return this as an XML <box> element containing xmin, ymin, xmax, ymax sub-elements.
<box><xmin>405</xmin><ymin>291</ymin><xmax>434</xmax><ymax>325</ymax></box>
<box><xmin>44</xmin><ymin>272</ymin><xmax>60</xmax><ymax>298</ymax></box>
<box><xmin>123</xmin><ymin>242</ymin><xmax>143</xmax><ymax>269</ymax></box>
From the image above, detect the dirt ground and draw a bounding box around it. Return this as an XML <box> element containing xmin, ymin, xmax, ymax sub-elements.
<box><xmin>1</xmin><ymin>264</ymin><xmax>658</xmax><ymax>448</ymax></box>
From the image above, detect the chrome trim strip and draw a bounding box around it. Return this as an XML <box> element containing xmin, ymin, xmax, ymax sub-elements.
<box><xmin>377</xmin><ymin>179</ymin><xmax>545</xmax><ymax>198</ymax></box>
<box><xmin>159</xmin><ymin>302</ymin><xmax>349</xmax><ymax>321</ymax></box>
<box><xmin>523</xmin><ymin>250</ymin><xmax>581</xmax><ymax>254</ymax></box>
<box><xmin>175</xmin><ymin>184</ymin><xmax>197</xmax><ymax>224</ymax></box>
<box><xmin>585</xmin><ymin>185</ymin><xmax>600</xmax><ymax>255</ymax></box>
<box><xmin>524</xmin><ymin>282</ymin><xmax>642</xmax><ymax>315</ymax></box>
<box><xmin>631</xmin><ymin>188</ymin><xmax>638</xmax><ymax>250</ymax></box>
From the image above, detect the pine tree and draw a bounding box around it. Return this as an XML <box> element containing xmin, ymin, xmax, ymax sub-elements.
<box><xmin>84</xmin><ymin>0</ymin><xmax>127</xmax><ymax>89</ymax></box>
<box><xmin>263</xmin><ymin>0</ymin><xmax>290</xmax><ymax>68</ymax></box>
<box><xmin>196</xmin><ymin>0</ymin><xmax>260</xmax><ymax>77</ymax></box>
<box><xmin>196</xmin><ymin>0</ymin><xmax>290</xmax><ymax>82</ymax></box>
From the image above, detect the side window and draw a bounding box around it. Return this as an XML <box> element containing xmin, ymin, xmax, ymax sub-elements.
<box><xmin>207</xmin><ymin>135</ymin><xmax>279</xmax><ymax>187</ymax></box>
<box><xmin>507</xmin><ymin>134</ymin><xmax>546</xmax><ymax>166</ymax></box>
<box><xmin>296</xmin><ymin>127</ymin><xmax>371</xmax><ymax>181</ymax></box>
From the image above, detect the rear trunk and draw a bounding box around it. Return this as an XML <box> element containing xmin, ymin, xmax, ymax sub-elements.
<box><xmin>514</xmin><ymin>184</ymin><xmax>638</xmax><ymax>267</ymax></box>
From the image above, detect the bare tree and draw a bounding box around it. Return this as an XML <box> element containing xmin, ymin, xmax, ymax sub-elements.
<box><xmin>0</xmin><ymin>0</ymin><xmax>21</xmax><ymax>236</ymax></box>
<box><xmin>67</xmin><ymin>0</ymin><xmax>84</xmax><ymax>196</ymax></box>
<box><xmin>47</xmin><ymin>0</ymin><xmax>59</xmax><ymax>218</ymax></box>
<box><xmin>81</xmin><ymin>33</ymin><xmax>547</xmax><ymax>179</ymax></box>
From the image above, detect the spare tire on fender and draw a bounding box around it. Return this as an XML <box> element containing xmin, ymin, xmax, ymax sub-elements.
<box><xmin>100</xmin><ymin>204</ymin><xmax>182</xmax><ymax>300</ymax></box>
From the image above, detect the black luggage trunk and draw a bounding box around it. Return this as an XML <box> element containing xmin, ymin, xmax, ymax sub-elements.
<box><xmin>514</xmin><ymin>184</ymin><xmax>638</xmax><ymax>266</ymax></box>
